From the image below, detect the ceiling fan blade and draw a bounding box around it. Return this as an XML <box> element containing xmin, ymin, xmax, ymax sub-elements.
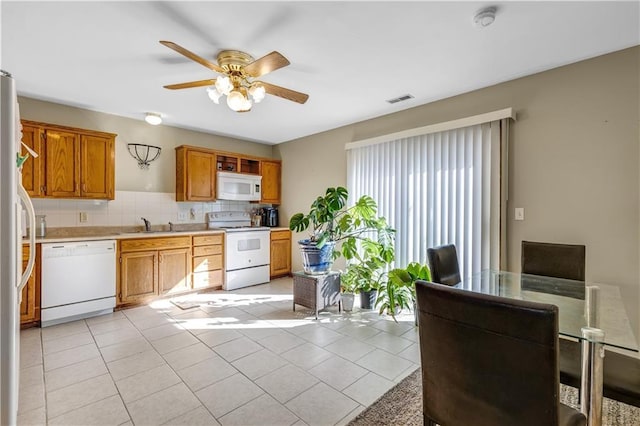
<box><xmin>260</xmin><ymin>81</ymin><xmax>309</xmax><ymax>104</ymax></box>
<box><xmin>159</xmin><ymin>40</ymin><xmax>224</xmax><ymax>73</ymax></box>
<box><xmin>163</xmin><ymin>79</ymin><xmax>216</xmax><ymax>90</ymax></box>
<box><xmin>244</xmin><ymin>51</ymin><xmax>290</xmax><ymax>78</ymax></box>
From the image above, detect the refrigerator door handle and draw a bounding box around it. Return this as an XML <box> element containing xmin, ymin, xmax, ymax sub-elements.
<box><xmin>17</xmin><ymin>184</ymin><xmax>35</xmax><ymax>294</ymax></box>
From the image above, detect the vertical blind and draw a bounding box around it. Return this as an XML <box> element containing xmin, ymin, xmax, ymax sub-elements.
<box><xmin>347</xmin><ymin>122</ymin><xmax>502</xmax><ymax>279</ymax></box>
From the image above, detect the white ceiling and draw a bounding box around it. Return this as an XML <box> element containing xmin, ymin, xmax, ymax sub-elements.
<box><xmin>2</xmin><ymin>1</ymin><xmax>638</xmax><ymax>145</ymax></box>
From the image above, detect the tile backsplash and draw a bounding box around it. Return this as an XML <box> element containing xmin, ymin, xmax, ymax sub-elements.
<box><xmin>31</xmin><ymin>191</ymin><xmax>267</xmax><ymax>228</ymax></box>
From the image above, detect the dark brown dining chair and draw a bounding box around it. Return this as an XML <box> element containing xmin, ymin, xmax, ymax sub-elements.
<box><xmin>415</xmin><ymin>280</ymin><xmax>586</xmax><ymax>426</ymax></box>
<box><xmin>521</xmin><ymin>240</ymin><xmax>585</xmax><ymax>281</ymax></box>
<box><xmin>427</xmin><ymin>244</ymin><xmax>461</xmax><ymax>286</ymax></box>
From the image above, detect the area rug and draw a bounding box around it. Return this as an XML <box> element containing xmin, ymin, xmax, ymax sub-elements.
<box><xmin>347</xmin><ymin>368</ymin><xmax>640</xmax><ymax>426</ymax></box>
<box><xmin>170</xmin><ymin>300</ymin><xmax>200</xmax><ymax>310</ymax></box>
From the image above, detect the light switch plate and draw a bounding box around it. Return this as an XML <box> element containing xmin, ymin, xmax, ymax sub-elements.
<box><xmin>79</xmin><ymin>212</ymin><xmax>88</xmax><ymax>223</ymax></box>
<box><xmin>177</xmin><ymin>211</ymin><xmax>187</xmax><ymax>221</ymax></box>
<box><xmin>515</xmin><ymin>208</ymin><xmax>525</xmax><ymax>221</ymax></box>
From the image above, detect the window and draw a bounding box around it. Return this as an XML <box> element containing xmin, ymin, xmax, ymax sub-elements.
<box><xmin>347</xmin><ymin>116</ymin><xmax>509</xmax><ymax>278</ymax></box>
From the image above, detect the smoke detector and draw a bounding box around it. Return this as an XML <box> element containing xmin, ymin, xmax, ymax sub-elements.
<box><xmin>474</xmin><ymin>6</ymin><xmax>497</xmax><ymax>27</ymax></box>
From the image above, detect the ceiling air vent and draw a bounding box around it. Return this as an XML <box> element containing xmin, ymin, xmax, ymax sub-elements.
<box><xmin>386</xmin><ymin>94</ymin><xmax>414</xmax><ymax>104</ymax></box>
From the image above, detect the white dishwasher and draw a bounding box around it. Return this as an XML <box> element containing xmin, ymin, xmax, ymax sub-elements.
<box><xmin>41</xmin><ymin>240</ymin><xmax>116</xmax><ymax>327</ymax></box>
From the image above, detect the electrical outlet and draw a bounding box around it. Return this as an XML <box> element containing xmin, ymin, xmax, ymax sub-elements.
<box><xmin>79</xmin><ymin>212</ymin><xmax>88</xmax><ymax>223</ymax></box>
<box><xmin>177</xmin><ymin>211</ymin><xmax>188</xmax><ymax>221</ymax></box>
<box><xmin>189</xmin><ymin>208</ymin><xmax>196</xmax><ymax>220</ymax></box>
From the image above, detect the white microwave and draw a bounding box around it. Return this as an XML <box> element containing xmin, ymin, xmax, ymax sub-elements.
<box><xmin>217</xmin><ymin>171</ymin><xmax>262</xmax><ymax>201</ymax></box>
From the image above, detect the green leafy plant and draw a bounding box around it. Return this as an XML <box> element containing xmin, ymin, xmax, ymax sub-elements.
<box><xmin>377</xmin><ymin>262</ymin><xmax>431</xmax><ymax>321</ymax></box>
<box><xmin>342</xmin><ymin>234</ymin><xmax>395</xmax><ymax>293</ymax></box>
<box><xmin>289</xmin><ymin>186</ymin><xmax>394</xmax><ymax>261</ymax></box>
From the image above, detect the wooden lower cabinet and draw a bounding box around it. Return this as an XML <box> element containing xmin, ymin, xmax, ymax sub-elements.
<box><xmin>20</xmin><ymin>244</ymin><xmax>40</xmax><ymax>326</ymax></box>
<box><xmin>118</xmin><ymin>234</ymin><xmax>224</xmax><ymax>307</ymax></box>
<box><xmin>192</xmin><ymin>234</ymin><xmax>224</xmax><ymax>290</ymax></box>
<box><xmin>270</xmin><ymin>230</ymin><xmax>291</xmax><ymax>278</ymax></box>
<box><xmin>120</xmin><ymin>251</ymin><xmax>158</xmax><ymax>304</ymax></box>
<box><xmin>159</xmin><ymin>248</ymin><xmax>192</xmax><ymax>295</ymax></box>
<box><xmin>119</xmin><ymin>236</ymin><xmax>191</xmax><ymax>306</ymax></box>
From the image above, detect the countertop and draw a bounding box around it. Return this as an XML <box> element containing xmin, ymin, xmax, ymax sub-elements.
<box><xmin>23</xmin><ymin>226</ymin><xmax>291</xmax><ymax>244</ymax></box>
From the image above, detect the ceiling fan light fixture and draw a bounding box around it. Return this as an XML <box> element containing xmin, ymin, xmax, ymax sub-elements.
<box><xmin>207</xmin><ymin>87</ymin><xmax>222</xmax><ymax>104</ymax></box>
<box><xmin>227</xmin><ymin>89</ymin><xmax>247</xmax><ymax>112</ymax></box>
<box><xmin>240</xmin><ymin>97</ymin><xmax>252</xmax><ymax>112</ymax></box>
<box><xmin>160</xmin><ymin>42</ymin><xmax>309</xmax><ymax>112</ymax></box>
<box><xmin>249</xmin><ymin>84</ymin><xmax>266</xmax><ymax>103</ymax></box>
<box><xmin>144</xmin><ymin>112</ymin><xmax>162</xmax><ymax>125</ymax></box>
<box><xmin>215</xmin><ymin>76</ymin><xmax>233</xmax><ymax>95</ymax></box>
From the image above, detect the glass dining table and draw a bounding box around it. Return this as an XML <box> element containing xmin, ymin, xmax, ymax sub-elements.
<box><xmin>455</xmin><ymin>270</ymin><xmax>639</xmax><ymax>426</ymax></box>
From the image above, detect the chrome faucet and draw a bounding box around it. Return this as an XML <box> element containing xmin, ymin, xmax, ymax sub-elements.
<box><xmin>168</xmin><ymin>221</ymin><xmax>174</xmax><ymax>232</ymax></box>
<box><xmin>141</xmin><ymin>217</ymin><xmax>151</xmax><ymax>232</ymax></box>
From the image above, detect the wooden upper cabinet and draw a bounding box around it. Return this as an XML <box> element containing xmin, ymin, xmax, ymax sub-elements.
<box><xmin>45</xmin><ymin>129</ymin><xmax>80</xmax><ymax>198</ymax></box>
<box><xmin>81</xmin><ymin>134</ymin><xmax>114</xmax><ymax>199</ymax></box>
<box><xmin>21</xmin><ymin>120</ymin><xmax>116</xmax><ymax>200</ymax></box>
<box><xmin>261</xmin><ymin>160</ymin><xmax>281</xmax><ymax>204</ymax></box>
<box><xmin>175</xmin><ymin>145</ymin><xmax>281</xmax><ymax>204</ymax></box>
<box><xmin>20</xmin><ymin>124</ymin><xmax>44</xmax><ymax>197</ymax></box>
<box><xmin>176</xmin><ymin>146</ymin><xmax>217</xmax><ymax>201</ymax></box>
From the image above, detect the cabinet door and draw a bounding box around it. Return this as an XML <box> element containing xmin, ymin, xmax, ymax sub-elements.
<box><xmin>187</xmin><ymin>150</ymin><xmax>216</xmax><ymax>201</ymax></box>
<box><xmin>20</xmin><ymin>247</ymin><xmax>37</xmax><ymax>324</ymax></box>
<box><xmin>80</xmin><ymin>134</ymin><xmax>114</xmax><ymax>199</ymax></box>
<box><xmin>270</xmin><ymin>237</ymin><xmax>291</xmax><ymax>278</ymax></box>
<box><xmin>20</xmin><ymin>124</ymin><xmax>44</xmax><ymax>197</ymax></box>
<box><xmin>261</xmin><ymin>161</ymin><xmax>281</xmax><ymax>204</ymax></box>
<box><xmin>120</xmin><ymin>251</ymin><xmax>158</xmax><ymax>303</ymax></box>
<box><xmin>44</xmin><ymin>129</ymin><xmax>80</xmax><ymax>197</ymax></box>
<box><xmin>159</xmin><ymin>248</ymin><xmax>192</xmax><ymax>295</ymax></box>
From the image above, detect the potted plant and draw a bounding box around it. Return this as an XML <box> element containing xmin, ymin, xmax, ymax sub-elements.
<box><xmin>346</xmin><ymin>235</ymin><xmax>395</xmax><ymax>309</ymax></box>
<box><xmin>339</xmin><ymin>269</ymin><xmax>358</xmax><ymax>311</ymax></box>
<box><xmin>379</xmin><ymin>262</ymin><xmax>431</xmax><ymax>322</ymax></box>
<box><xmin>289</xmin><ymin>186</ymin><xmax>394</xmax><ymax>275</ymax></box>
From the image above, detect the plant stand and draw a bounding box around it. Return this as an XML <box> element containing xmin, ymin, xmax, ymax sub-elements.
<box><xmin>292</xmin><ymin>271</ymin><xmax>341</xmax><ymax>319</ymax></box>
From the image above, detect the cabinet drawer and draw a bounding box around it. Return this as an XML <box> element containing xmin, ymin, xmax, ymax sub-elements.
<box><xmin>193</xmin><ymin>245</ymin><xmax>223</xmax><ymax>256</ymax></box>
<box><xmin>193</xmin><ymin>254</ymin><xmax>223</xmax><ymax>273</ymax></box>
<box><xmin>270</xmin><ymin>230</ymin><xmax>290</xmax><ymax>241</ymax></box>
<box><xmin>193</xmin><ymin>234</ymin><xmax>223</xmax><ymax>246</ymax></box>
<box><xmin>121</xmin><ymin>236</ymin><xmax>191</xmax><ymax>252</ymax></box>
<box><xmin>192</xmin><ymin>270</ymin><xmax>223</xmax><ymax>289</ymax></box>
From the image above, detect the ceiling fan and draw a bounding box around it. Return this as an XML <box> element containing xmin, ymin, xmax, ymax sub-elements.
<box><xmin>160</xmin><ymin>40</ymin><xmax>309</xmax><ymax>112</ymax></box>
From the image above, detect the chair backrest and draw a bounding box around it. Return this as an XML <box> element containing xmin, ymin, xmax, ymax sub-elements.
<box><xmin>426</xmin><ymin>244</ymin><xmax>461</xmax><ymax>286</ymax></box>
<box><xmin>415</xmin><ymin>280</ymin><xmax>561</xmax><ymax>426</ymax></box>
<box><xmin>521</xmin><ymin>241</ymin><xmax>586</xmax><ymax>281</ymax></box>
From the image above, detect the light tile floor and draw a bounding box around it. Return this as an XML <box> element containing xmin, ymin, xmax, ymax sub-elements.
<box><xmin>17</xmin><ymin>277</ymin><xmax>420</xmax><ymax>426</ymax></box>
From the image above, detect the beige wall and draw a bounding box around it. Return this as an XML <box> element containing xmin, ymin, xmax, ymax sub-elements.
<box><xmin>275</xmin><ymin>46</ymin><xmax>640</xmax><ymax>334</ymax></box>
<box><xmin>18</xmin><ymin>97</ymin><xmax>274</xmax><ymax>193</ymax></box>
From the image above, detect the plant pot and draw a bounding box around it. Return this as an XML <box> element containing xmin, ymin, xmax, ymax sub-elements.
<box><xmin>359</xmin><ymin>290</ymin><xmax>377</xmax><ymax>310</ymax></box>
<box><xmin>298</xmin><ymin>239</ymin><xmax>335</xmax><ymax>275</ymax></box>
<box><xmin>342</xmin><ymin>293</ymin><xmax>355</xmax><ymax>311</ymax></box>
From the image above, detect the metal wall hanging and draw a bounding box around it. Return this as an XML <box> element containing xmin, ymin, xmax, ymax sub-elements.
<box><xmin>127</xmin><ymin>143</ymin><xmax>161</xmax><ymax>169</ymax></box>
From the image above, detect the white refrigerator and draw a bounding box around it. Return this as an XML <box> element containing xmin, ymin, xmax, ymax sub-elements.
<box><xmin>0</xmin><ymin>70</ymin><xmax>37</xmax><ymax>424</ymax></box>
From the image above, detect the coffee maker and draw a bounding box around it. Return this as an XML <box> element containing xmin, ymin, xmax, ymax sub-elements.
<box><xmin>260</xmin><ymin>207</ymin><xmax>279</xmax><ymax>227</ymax></box>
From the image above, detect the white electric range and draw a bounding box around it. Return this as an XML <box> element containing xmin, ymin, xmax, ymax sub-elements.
<box><xmin>207</xmin><ymin>211</ymin><xmax>270</xmax><ymax>290</ymax></box>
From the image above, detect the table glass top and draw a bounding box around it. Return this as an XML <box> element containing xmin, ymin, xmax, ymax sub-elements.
<box><xmin>456</xmin><ymin>270</ymin><xmax>638</xmax><ymax>352</ymax></box>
